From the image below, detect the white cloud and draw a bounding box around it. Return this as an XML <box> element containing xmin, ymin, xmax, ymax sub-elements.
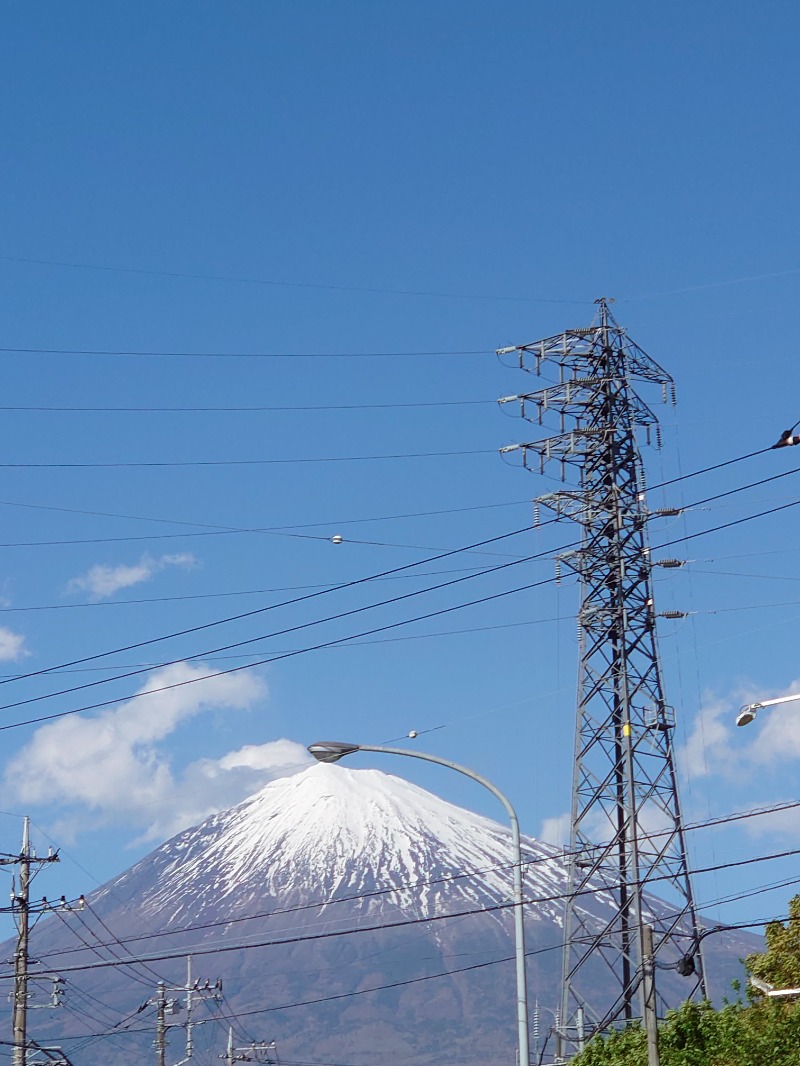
<box><xmin>678</xmin><ymin>679</ymin><xmax>800</xmax><ymax>839</ymax></box>
<box><xmin>66</xmin><ymin>553</ymin><xmax>197</xmax><ymax>600</ymax></box>
<box><xmin>1</xmin><ymin>662</ymin><xmax>309</xmax><ymax>842</ymax></box>
<box><xmin>681</xmin><ymin>692</ymin><xmax>740</xmax><ymax>780</ymax></box>
<box><xmin>680</xmin><ymin>680</ymin><xmax>800</xmax><ymax>782</ymax></box>
<box><xmin>0</xmin><ymin>626</ymin><xmax>28</xmax><ymax>661</ymax></box>
<box><xmin>218</xmin><ymin>739</ymin><xmax>310</xmax><ymax>774</ymax></box>
<box><xmin>138</xmin><ymin>740</ymin><xmax>314</xmax><ymax>842</ymax></box>
<box><xmin>539</xmin><ymin>812</ymin><xmax>571</xmax><ymax>846</ymax></box>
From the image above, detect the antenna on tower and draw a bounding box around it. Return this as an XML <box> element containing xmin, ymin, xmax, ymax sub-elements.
<box><xmin>499</xmin><ymin>298</ymin><xmax>706</xmax><ymax>1055</ymax></box>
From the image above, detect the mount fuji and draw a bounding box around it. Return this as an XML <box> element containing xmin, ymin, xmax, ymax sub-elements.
<box><xmin>11</xmin><ymin>764</ymin><xmax>757</xmax><ymax>1066</ymax></box>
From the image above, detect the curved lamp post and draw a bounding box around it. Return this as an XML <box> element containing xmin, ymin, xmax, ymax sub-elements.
<box><xmin>308</xmin><ymin>740</ymin><xmax>530</xmax><ymax>1066</ymax></box>
<box><xmin>736</xmin><ymin>691</ymin><xmax>800</xmax><ymax>727</ymax></box>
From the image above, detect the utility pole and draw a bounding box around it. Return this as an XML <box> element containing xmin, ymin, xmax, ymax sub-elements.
<box><xmin>154</xmin><ymin>982</ymin><xmax>168</xmax><ymax>1066</ymax></box>
<box><xmin>1</xmin><ymin>818</ymin><xmax>60</xmax><ymax>1066</ymax></box>
<box><xmin>642</xmin><ymin>925</ymin><xmax>660</xmax><ymax>1066</ymax></box>
<box><xmin>222</xmin><ymin>1028</ymin><xmax>278</xmax><ymax>1066</ymax></box>
<box><xmin>499</xmin><ymin>299</ymin><xmax>706</xmax><ymax>1056</ymax></box>
<box><xmin>151</xmin><ymin>957</ymin><xmax>223</xmax><ymax>1066</ymax></box>
<box><xmin>175</xmin><ymin>956</ymin><xmax>223</xmax><ymax>1065</ymax></box>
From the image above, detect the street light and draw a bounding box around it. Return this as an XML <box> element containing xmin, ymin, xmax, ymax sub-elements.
<box><xmin>307</xmin><ymin>740</ymin><xmax>530</xmax><ymax>1066</ymax></box>
<box><xmin>736</xmin><ymin>691</ymin><xmax>800</xmax><ymax>727</ymax></box>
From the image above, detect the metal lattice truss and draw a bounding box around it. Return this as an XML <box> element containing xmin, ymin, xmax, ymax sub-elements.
<box><xmin>500</xmin><ymin>300</ymin><xmax>706</xmax><ymax>1052</ymax></box>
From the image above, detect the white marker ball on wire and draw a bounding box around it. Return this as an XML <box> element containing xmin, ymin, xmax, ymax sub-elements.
<box><xmin>331</xmin><ymin>534</ymin><xmax>343</xmax><ymax>545</ymax></box>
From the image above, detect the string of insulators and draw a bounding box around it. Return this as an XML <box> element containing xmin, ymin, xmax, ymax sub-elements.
<box><xmin>654</xmin><ymin>558</ymin><xmax>685</xmax><ymax>569</ymax></box>
<box><xmin>659</xmin><ymin>610</ymin><xmax>688</xmax><ymax>619</ymax></box>
<box><xmin>555</xmin><ymin>558</ymin><xmax>562</xmax><ymax>586</ymax></box>
<box><xmin>534</xmin><ymin>502</ymin><xmax>540</xmax><ymax>527</ymax></box>
<box><xmin>652</xmin><ymin>507</ymin><xmax>683</xmax><ymax>517</ymax></box>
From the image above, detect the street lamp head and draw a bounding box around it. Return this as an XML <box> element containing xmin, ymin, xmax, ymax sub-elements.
<box><xmin>307</xmin><ymin>741</ymin><xmax>361</xmax><ymax>764</ymax></box>
<box><xmin>736</xmin><ymin>704</ymin><xmax>761</xmax><ymax>728</ymax></box>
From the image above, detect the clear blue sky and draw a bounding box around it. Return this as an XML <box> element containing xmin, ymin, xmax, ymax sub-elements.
<box><xmin>1</xmin><ymin>1</ymin><xmax>800</xmax><ymax>968</ymax></box>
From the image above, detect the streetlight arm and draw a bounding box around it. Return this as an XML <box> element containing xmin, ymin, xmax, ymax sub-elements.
<box><xmin>737</xmin><ymin>691</ymin><xmax>800</xmax><ymax>726</ymax></box>
<box><xmin>352</xmin><ymin>744</ymin><xmax>521</xmax><ymax>833</ymax></box>
<box><xmin>750</xmin><ymin>692</ymin><xmax>800</xmax><ymax>712</ymax></box>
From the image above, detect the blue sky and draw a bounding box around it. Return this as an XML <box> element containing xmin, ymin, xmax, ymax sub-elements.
<box><xmin>1</xmin><ymin>1</ymin><xmax>800</xmax><ymax>968</ymax></box>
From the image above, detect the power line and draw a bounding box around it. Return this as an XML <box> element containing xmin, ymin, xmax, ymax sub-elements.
<box><xmin>647</xmin><ymin>446</ymin><xmax>773</xmax><ymax>491</ymax></box>
<box><xmin>0</xmin><ymin>493</ymin><xmax>526</xmax><ymax>531</ymax></box>
<box><xmin>0</xmin><ymin>567</ymin><xmax>489</xmax><ymax>616</ymax></box>
<box><xmin>0</xmin><ymin>470</ymin><xmax>795</xmax><ymax>732</ymax></box>
<box><xmin>0</xmin><ymin>252</ymin><xmax>588</xmax><ymax>305</ymax></box>
<box><xmin>0</xmin><ymin>551</ymin><xmax>548</xmax><ymax>714</ymax></box>
<box><xmin>0</xmin><ymin>612</ymin><xmax>576</xmax><ymax>674</ymax></box>
<box><xmin>0</xmin><ymin>891</ymin><xmax>779</xmax><ymax>1047</ymax></box>
<box><xmin>0</xmin><ymin>571</ymin><xmax>559</xmax><ymax>731</ymax></box>
<box><xmin>5</xmin><ymin>468</ymin><xmax>799</xmax><ymax>731</ymax></box>
<box><xmin>0</xmin><ymin>442</ymin><xmax>777</xmax><ymax>547</ymax></box>
<box><xmin>627</xmin><ymin>264</ymin><xmax>800</xmax><ymax>302</ymax></box>
<box><xmin>0</xmin><ymin>453</ymin><xmax>778</xmax><ymax>681</ymax></box>
<box><xmin>0</xmin><ymin>495</ymin><xmax>527</xmax><ymax>553</ymax></box>
<box><xmin>0</xmin><ymin>345</ymin><xmax>486</xmax><ymax>358</ymax></box>
<box><xmin>0</xmin><ymin>399</ymin><xmax>493</xmax><ymax>412</ymax></box>
<box><xmin>21</xmin><ymin>810</ymin><xmax>800</xmax><ymax>973</ymax></box>
<box><xmin>0</xmin><ymin>523</ymin><xmax>542</xmax><ymax>686</ymax></box>
<box><xmin>50</xmin><ymin>908</ymin><xmax>157</xmax><ymax>992</ymax></box>
<box><xmin>15</xmin><ymin>841</ymin><xmax>800</xmax><ymax>981</ymax></box>
<box><xmin>11</xmin><ymin>578</ymin><xmax>800</xmax><ymax>677</ymax></box>
<box><xmin>0</xmin><ymin>448</ymin><xmax>494</xmax><ymax>469</ymax></box>
<box><xmin>0</xmin><ymin>445</ymin><xmax>790</xmax><ymax>737</ymax></box>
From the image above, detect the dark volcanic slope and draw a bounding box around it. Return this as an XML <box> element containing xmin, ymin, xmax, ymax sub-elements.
<box><xmin>8</xmin><ymin>765</ymin><xmax>758</xmax><ymax>1066</ymax></box>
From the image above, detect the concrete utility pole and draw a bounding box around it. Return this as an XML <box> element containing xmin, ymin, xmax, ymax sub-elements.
<box><xmin>222</xmin><ymin>1028</ymin><xmax>278</xmax><ymax>1066</ymax></box>
<box><xmin>155</xmin><ymin>982</ymin><xmax>168</xmax><ymax>1066</ymax></box>
<box><xmin>174</xmin><ymin>957</ymin><xmax>223</xmax><ymax>1065</ymax></box>
<box><xmin>642</xmin><ymin>925</ymin><xmax>660</xmax><ymax>1066</ymax></box>
<box><xmin>152</xmin><ymin>957</ymin><xmax>223</xmax><ymax>1066</ymax></box>
<box><xmin>1</xmin><ymin>818</ymin><xmax>61</xmax><ymax>1066</ymax></box>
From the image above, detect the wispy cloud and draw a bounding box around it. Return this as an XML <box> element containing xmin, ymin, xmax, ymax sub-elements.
<box><xmin>679</xmin><ymin>679</ymin><xmax>800</xmax><ymax>837</ymax></box>
<box><xmin>2</xmin><ymin>662</ymin><xmax>310</xmax><ymax>842</ymax></box>
<box><xmin>681</xmin><ymin>680</ymin><xmax>800</xmax><ymax>780</ymax></box>
<box><xmin>66</xmin><ymin>553</ymin><xmax>197</xmax><ymax>600</ymax></box>
<box><xmin>0</xmin><ymin>626</ymin><xmax>28</xmax><ymax>661</ymax></box>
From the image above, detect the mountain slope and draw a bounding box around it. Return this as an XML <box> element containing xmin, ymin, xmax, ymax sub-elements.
<box><xmin>12</xmin><ymin>765</ymin><xmax>757</xmax><ymax>1066</ymax></box>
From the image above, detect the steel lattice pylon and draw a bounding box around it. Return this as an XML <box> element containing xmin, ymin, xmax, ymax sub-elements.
<box><xmin>499</xmin><ymin>299</ymin><xmax>707</xmax><ymax>1058</ymax></box>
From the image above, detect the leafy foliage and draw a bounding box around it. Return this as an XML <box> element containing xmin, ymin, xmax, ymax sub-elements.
<box><xmin>570</xmin><ymin>895</ymin><xmax>800</xmax><ymax>1065</ymax></box>
<box><xmin>571</xmin><ymin>998</ymin><xmax>800</xmax><ymax>1065</ymax></box>
<box><xmin>746</xmin><ymin>894</ymin><xmax>800</xmax><ymax>990</ymax></box>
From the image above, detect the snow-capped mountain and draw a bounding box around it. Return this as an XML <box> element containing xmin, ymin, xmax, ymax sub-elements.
<box><xmin>106</xmin><ymin>763</ymin><xmax>569</xmax><ymax>925</ymax></box>
<box><xmin>12</xmin><ymin>765</ymin><xmax>757</xmax><ymax>1066</ymax></box>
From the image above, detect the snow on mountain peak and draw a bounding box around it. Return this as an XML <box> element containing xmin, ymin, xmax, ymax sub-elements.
<box><xmin>117</xmin><ymin>763</ymin><xmax>565</xmax><ymax>924</ymax></box>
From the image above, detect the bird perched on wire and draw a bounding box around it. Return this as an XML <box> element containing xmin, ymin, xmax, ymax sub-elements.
<box><xmin>772</xmin><ymin>428</ymin><xmax>800</xmax><ymax>448</ymax></box>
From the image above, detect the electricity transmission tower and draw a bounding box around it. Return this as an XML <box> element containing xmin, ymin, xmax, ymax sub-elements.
<box><xmin>499</xmin><ymin>299</ymin><xmax>707</xmax><ymax>1057</ymax></box>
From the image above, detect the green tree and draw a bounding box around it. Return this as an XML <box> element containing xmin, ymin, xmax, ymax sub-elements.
<box><xmin>746</xmin><ymin>894</ymin><xmax>800</xmax><ymax>991</ymax></box>
<box><xmin>570</xmin><ymin>895</ymin><xmax>800</xmax><ymax>1065</ymax></box>
<box><xmin>572</xmin><ymin>999</ymin><xmax>800</xmax><ymax>1066</ymax></box>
